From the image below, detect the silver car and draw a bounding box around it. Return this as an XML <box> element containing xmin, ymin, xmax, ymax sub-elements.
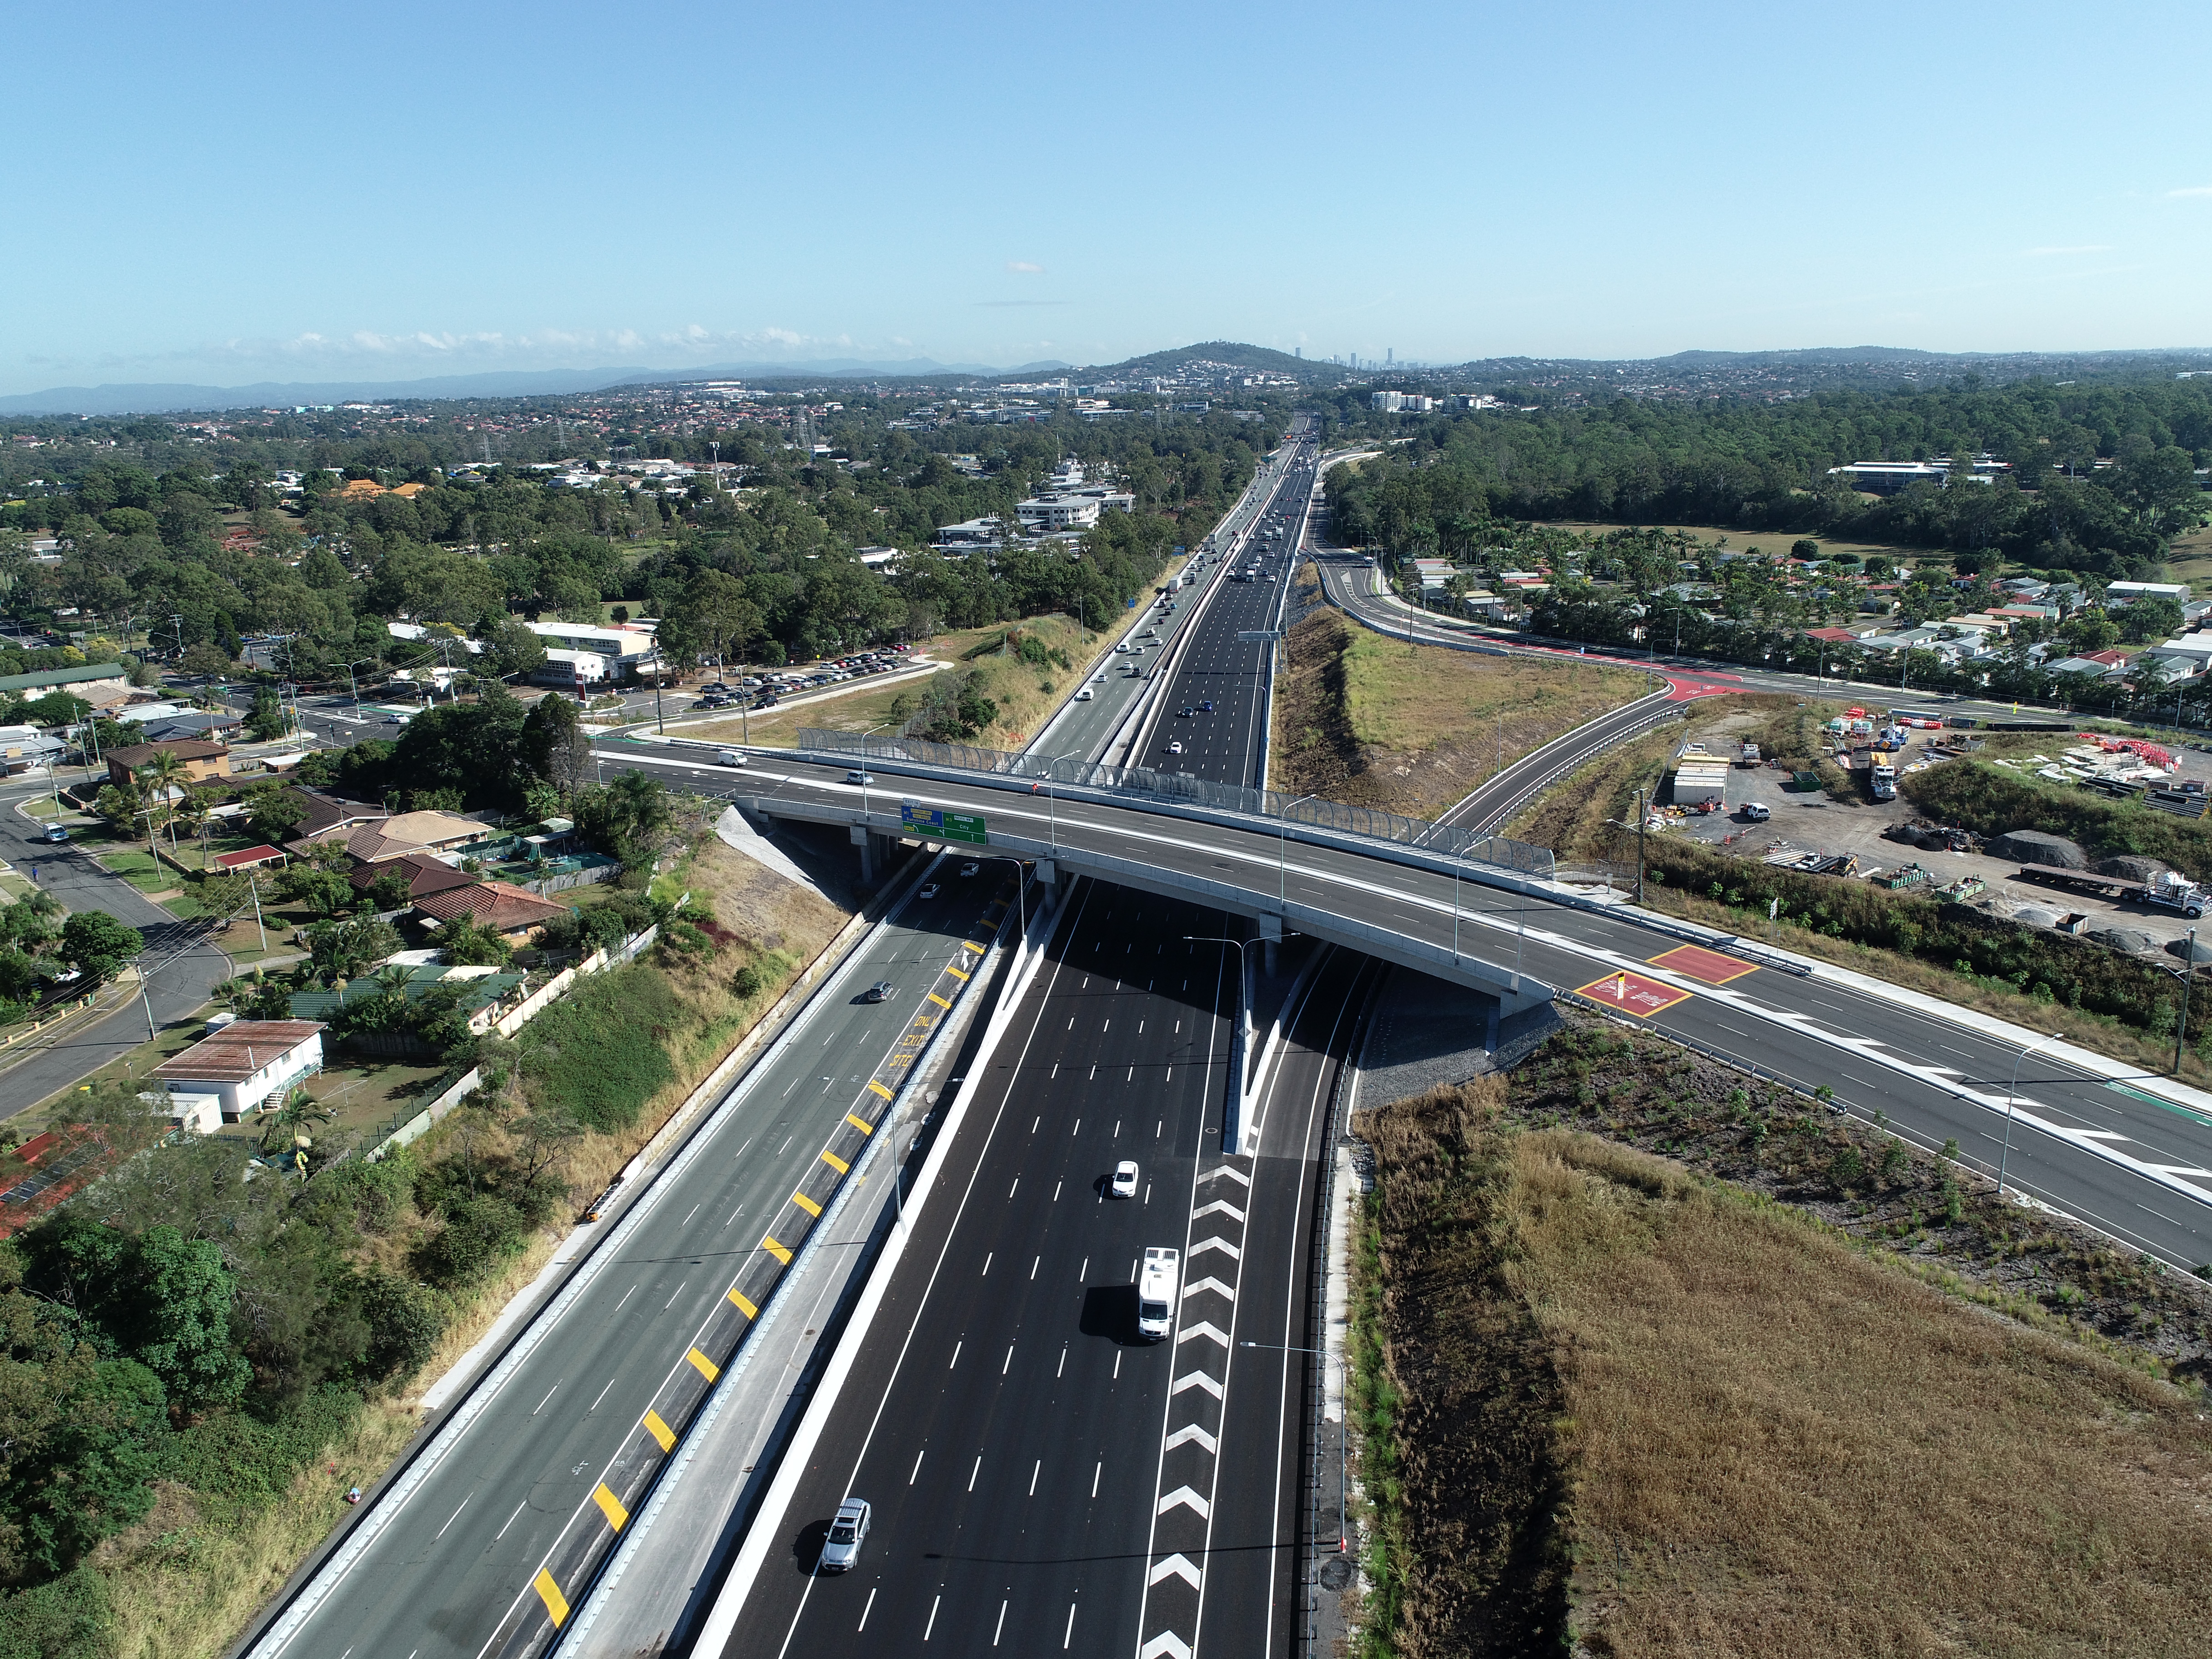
<box><xmin>820</xmin><ymin>1498</ymin><xmax>870</xmax><ymax>1573</ymax></box>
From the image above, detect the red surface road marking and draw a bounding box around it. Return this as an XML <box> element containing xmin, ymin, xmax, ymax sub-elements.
<box><xmin>1648</xmin><ymin>944</ymin><xmax>1759</xmax><ymax>985</ymax></box>
<box><xmin>1573</xmin><ymin>970</ymin><xmax>1694</xmax><ymax>1018</ymax></box>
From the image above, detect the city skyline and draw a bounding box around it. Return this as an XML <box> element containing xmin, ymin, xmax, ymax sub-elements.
<box><xmin>6</xmin><ymin>0</ymin><xmax>2209</xmax><ymax>397</ymax></box>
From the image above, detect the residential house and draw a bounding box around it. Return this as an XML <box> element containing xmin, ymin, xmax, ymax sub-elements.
<box><xmin>317</xmin><ymin>809</ymin><xmax>488</xmax><ymax>865</ymax></box>
<box><xmin>348</xmin><ymin>850</ymin><xmax>477</xmax><ymax>903</ymax></box>
<box><xmin>0</xmin><ymin>724</ymin><xmax>67</xmax><ymax>776</ymax></box>
<box><xmin>412</xmin><ymin>881</ymin><xmax>572</xmax><ymax>943</ymax></box>
<box><xmin>288</xmin><ymin>965</ymin><xmax>527</xmax><ymax>1036</ymax></box>
<box><xmin>153</xmin><ymin>1019</ymin><xmax>326</xmax><ymax>1125</ymax></box>
<box><xmin>0</xmin><ymin>662</ymin><xmax>130</xmax><ymax>703</ymax></box>
<box><xmin>105</xmin><ymin>739</ymin><xmax>230</xmax><ymax>789</ymax></box>
<box><xmin>282</xmin><ymin>787</ymin><xmax>390</xmax><ymax>844</ymax></box>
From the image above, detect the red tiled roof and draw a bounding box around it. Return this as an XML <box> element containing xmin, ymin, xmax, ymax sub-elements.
<box><xmin>350</xmin><ymin>850</ymin><xmax>475</xmax><ymax>899</ymax></box>
<box><xmin>212</xmin><ymin>845</ymin><xmax>287</xmax><ymax>870</ymax></box>
<box><xmin>412</xmin><ymin>881</ymin><xmax>570</xmax><ymax>934</ymax></box>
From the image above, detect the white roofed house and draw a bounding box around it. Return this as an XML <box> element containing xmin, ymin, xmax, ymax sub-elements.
<box><xmin>153</xmin><ymin>1019</ymin><xmax>327</xmax><ymax>1127</ymax></box>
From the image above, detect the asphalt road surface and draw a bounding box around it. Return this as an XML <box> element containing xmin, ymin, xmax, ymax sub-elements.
<box><xmin>717</xmin><ymin>890</ymin><xmax>1370</xmax><ymax>1659</ymax></box>
<box><xmin>0</xmin><ymin>782</ymin><xmax>231</xmax><ymax>1115</ymax></box>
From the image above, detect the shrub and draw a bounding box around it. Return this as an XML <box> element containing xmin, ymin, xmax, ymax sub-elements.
<box><xmin>0</xmin><ymin>1566</ymin><xmax>112</xmax><ymax>1659</ymax></box>
<box><xmin>519</xmin><ymin>964</ymin><xmax>680</xmax><ymax>1132</ymax></box>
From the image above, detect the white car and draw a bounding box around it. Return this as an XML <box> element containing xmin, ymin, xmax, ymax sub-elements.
<box><xmin>819</xmin><ymin>1498</ymin><xmax>870</xmax><ymax>1573</ymax></box>
<box><xmin>1075</xmin><ymin>689</ymin><xmax>1092</xmax><ymax>700</ymax></box>
<box><xmin>1110</xmin><ymin>1160</ymin><xmax>1139</xmax><ymax>1199</ymax></box>
<box><xmin>1092</xmin><ymin>673</ymin><xmax>1106</xmax><ymax>683</ymax></box>
<box><xmin>1167</xmin><ymin>741</ymin><xmax>1184</xmax><ymax>755</ymax></box>
<box><xmin>960</xmin><ymin>861</ymin><xmax>979</xmax><ymax>877</ymax></box>
<box><xmin>1740</xmin><ymin>802</ymin><xmax>1772</xmax><ymax>823</ymax></box>
<box><xmin>920</xmin><ymin>883</ymin><xmax>940</xmax><ymax>900</ymax></box>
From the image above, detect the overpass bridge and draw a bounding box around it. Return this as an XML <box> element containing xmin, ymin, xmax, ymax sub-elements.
<box><xmin>739</xmin><ymin>729</ymin><xmax>2212</xmax><ymax>1276</ymax></box>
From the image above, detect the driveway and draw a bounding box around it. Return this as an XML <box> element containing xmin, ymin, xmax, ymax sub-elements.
<box><xmin>0</xmin><ymin>781</ymin><xmax>236</xmax><ymax>1118</ymax></box>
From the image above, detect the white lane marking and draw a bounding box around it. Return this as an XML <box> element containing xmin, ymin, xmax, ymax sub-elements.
<box><xmin>924</xmin><ymin>1595</ymin><xmax>940</xmax><ymax>1641</ymax></box>
<box><xmin>532</xmin><ymin>1384</ymin><xmax>558</xmax><ymax>1416</ymax></box>
<box><xmin>495</xmin><ymin>1500</ymin><xmax>526</xmax><ymax>1540</ymax></box>
<box><xmin>613</xmin><ymin>1284</ymin><xmax>637</xmax><ymax>1312</ymax></box>
<box><xmin>1149</xmin><ymin>1553</ymin><xmax>1204</xmax><ymax>1589</ymax></box>
<box><xmin>910</xmin><ymin>1449</ymin><xmax>925</xmax><ymax>1484</ymax></box>
<box><xmin>1057</xmin><ymin>1347</ymin><xmax>1067</xmax><ymax>1377</ymax></box>
<box><xmin>683</xmin><ymin>1203</ymin><xmax>701</xmax><ymax>1225</ymax></box>
<box><xmin>1064</xmin><ymin>1602</ymin><xmax>1077</xmax><ymax>1649</ymax></box>
<box><xmin>1164</xmin><ymin>1423</ymin><xmax>1218</xmax><ymax>1454</ymax></box>
<box><xmin>433</xmin><ymin>1498</ymin><xmax>468</xmax><ymax>1540</ymax></box>
<box><xmin>1204</xmin><ymin>1165</ymin><xmax>1251</xmax><ymax>1186</ymax></box>
<box><xmin>1031</xmin><ymin>1256</ymin><xmax>1041</xmax><ymax>1280</ymax></box>
<box><xmin>1053</xmin><ymin>1181</ymin><xmax>1062</xmax><ymax>1201</ymax></box>
<box><xmin>1029</xmin><ymin>1459</ymin><xmax>1041</xmax><ymax>1496</ymax></box>
<box><xmin>1156</xmin><ymin>1485</ymin><xmax>1212</xmax><ymax>1518</ymax></box>
<box><xmin>982</xmin><ymin>1253</ymin><xmax>992</xmax><ymax>1275</ymax></box>
<box><xmin>1092</xmin><ymin>1461</ymin><xmax>1102</xmax><ymax>1498</ymax></box>
<box><xmin>969</xmin><ymin>1455</ymin><xmax>982</xmax><ymax>1492</ymax></box>
<box><xmin>1171</xmin><ymin>1371</ymin><xmax>1224</xmax><ymax>1399</ymax></box>
<box><xmin>590</xmin><ymin>1375</ymin><xmax>618</xmax><ymax>1410</ymax></box>
<box><xmin>1192</xmin><ymin>1198</ymin><xmax>1245</xmax><ymax>1223</ymax></box>
<box><xmin>1188</xmin><ymin>1235</ymin><xmax>1241</xmax><ymax>1262</ymax></box>
<box><xmin>664</xmin><ymin>1282</ymin><xmax>688</xmax><ymax>1310</ymax></box>
<box><xmin>994</xmin><ymin>1599</ymin><xmax>1008</xmax><ymax>1646</ymax></box>
<box><xmin>1009</xmin><ymin>1179</ymin><xmax>1019</xmax><ymax>1198</ymax></box>
<box><xmin>949</xmin><ymin>1342</ymin><xmax>961</xmax><ymax>1368</ymax></box>
<box><xmin>1003</xmin><ymin>1345</ymin><xmax>1015</xmax><ymax>1375</ymax></box>
<box><xmin>1176</xmin><ymin>1320</ymin><xmax>1231</xmax><ymax>1347</ymax></box>
<box><xmin>858</xmin><ymin>1588</ymin><xmax>877</xmax><ymax>1632</ymax></box>
<box><xmin>1182</xmin><ymin>1276</ymin><xmax>1237</xmax><ymax>1304</ymax></box>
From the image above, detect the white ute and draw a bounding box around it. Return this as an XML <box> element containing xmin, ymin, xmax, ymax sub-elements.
<box><xmin>1137</xmin><ymin>1246</ymin><xmax>1179</xmax><ymax>1341</ymax></box>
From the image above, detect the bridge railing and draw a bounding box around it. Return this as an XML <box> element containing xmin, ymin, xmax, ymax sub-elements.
<box><xmin>798</xmin><ymin>728</ymin><xmax>1554</xmax><ymax>880</ymax></box>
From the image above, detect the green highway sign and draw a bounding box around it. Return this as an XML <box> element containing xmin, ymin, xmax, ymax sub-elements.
<box><xmin>900</xmin><ymin>801</ymin><xmax>988</xmax><ymax>845</ymax></box>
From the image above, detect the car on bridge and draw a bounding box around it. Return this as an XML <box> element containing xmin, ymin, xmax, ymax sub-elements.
<box><xmin>1110</xmin><ymin>1160</ymin><xmax>1139</xmax><ymax>1199</ymax></box>
<box><xmin>1138</xmin><ymin>1247</ymin><xmax>1179</xmax><ymax>1341</ymax></box>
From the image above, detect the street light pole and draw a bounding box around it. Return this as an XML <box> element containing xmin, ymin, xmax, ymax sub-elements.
<box><xmin>1241</xmin><ymin>1340</ymin><xmax>1348</xmax><ymax>1551</ymax></box>
<box><xmin>1997</xmin><ymin>1030</ymin><xmax>2063</xmax><ymax>1205</ymax></box>
<box><xmin>2177</xmin><ymin>927</ymin><xmax>2197</xmax><ymax>1075</ymax></box>
<box><xmin>1279</xmin><ymin>793</ymin><xmax>1315</xmax><ymax>908</ymax></box>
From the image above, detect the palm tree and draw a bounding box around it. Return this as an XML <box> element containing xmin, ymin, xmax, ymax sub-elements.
<box><xmin>136</xmin><ymin>749</ymin><xmax>189</xmax><ymax>855</ymax></box>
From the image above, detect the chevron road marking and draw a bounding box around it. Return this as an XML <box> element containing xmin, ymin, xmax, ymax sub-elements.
<box><xmin>1202</xmin><ymin>1164</ymin><xmax>1251</xmax><ymax>1186</ymax></box>
<box><xmin>1163</xmin><ymin>1423</ymin><xmax>1218</xmax><ymax>1454</ymax></box>
<box><xmin>1187</xmin><ymin>1234</ymin><xmax>1242</xmax><ymax>1261</ymax></box>
<box><xmin>1170</xmin><ymin>1370</ymin><xmax>1224</xmax><ymax>1399</ymax></box>
<box><xmin>1182</xmin><ymin>1276</ymin><xmax>1236</xmax><ymax>1303</ymax></box>
<box><xmin>1176</xmin><ymin>1320</ymin><xmax>1231</xmax><ymax>1347</ymax></box>
<box><xmin>1149</xmin><ymin>1553</ymin><xmax>1205</xmax><ymax>1589</ymax></box>
<box><xmin>1191</xmin><ymin>1198</ymin><xmax>1245</xmax><ymax>1223</ymax></box>
<box><xmin>1157</xmin><ymin>1486</ymin><xmax>1212</xmax><ymax>1519</ymax></box>
<box><xmin>1140</xmin><ymin>1634</ymin><xmax>1193</xmax><ymax>1659</ymax></box>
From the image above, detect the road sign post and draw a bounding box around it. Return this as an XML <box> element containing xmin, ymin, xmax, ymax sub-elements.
<box><xmin>900</xmin><ymin>800</ymin><xmax>987</xmax><ymax>845</ymax></box>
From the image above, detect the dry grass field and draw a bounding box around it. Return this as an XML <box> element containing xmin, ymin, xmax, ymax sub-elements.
<box><xmin>1535</xmin><ymin>519</ymin><xmax>1942</xmax><ymax>571</ymax></box>
<box><xmin>1356</xmin><ymin>1066</ymin><xmax>2212</xmax><ymax>1659</ymax></box>
<box><xmin>1272</xmin><ymin>609</ymin><xmax>1652</xmax><ymax>820</ymax></box>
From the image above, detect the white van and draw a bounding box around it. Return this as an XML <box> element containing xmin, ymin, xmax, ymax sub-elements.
<box><xmin>1137</xmin><ymin>1247</ymin><xmax>1179</xmax><ymax>1341</ymax></box>
<box><xmin>717</xmin><ymin>749</ymin><xmax>746</xmax><ymax>768</ymax></box>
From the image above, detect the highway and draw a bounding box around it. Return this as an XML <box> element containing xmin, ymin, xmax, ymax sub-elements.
<box><xmin>713</xmin><ymin>900</ymin><xmax>1369</xmax><ymax>1659</ymax></box>
<box><xmin>240</xmin><ymin>871</ymin><xmax>1019</xmax><ymax>1659</ymax></box>
<box><xmin>703</xmin><ymin>423</ymin><xmax>1339</xmax><ymax>1659</ymax></box>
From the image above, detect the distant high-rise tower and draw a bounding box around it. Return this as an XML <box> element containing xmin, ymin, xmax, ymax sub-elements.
<box><xmin>1387</xmin><ymin>348</ymin><xmax>1393</xmax><ymax>365</ymax></box>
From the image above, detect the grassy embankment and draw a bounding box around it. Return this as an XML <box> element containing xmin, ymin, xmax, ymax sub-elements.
<box><xmin>1271</xmin><ymin>608</ymin><xmax>1652</xmax><ymax>821</ymax></box>
<box><xmin>88</xmin><ymin>827</ymin><xmax>855</xmax><ymax>1659</ymax></box>
<box><xmin>1534</xmin><ymin>518</ymin><xmax>1939</xmax><ymax>572</ymax></box>
<box><xmin>693</xmin><ymin>607</ymin><xmax>1138</xmax><ymax>753</ymax></box>
<box><xmin>1350</xmin><ymin>1028</ymin><xmax>2212</xmax><ymax>1658</ymax></box>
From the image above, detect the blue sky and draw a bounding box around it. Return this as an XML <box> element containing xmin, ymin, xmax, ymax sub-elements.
<box><xmin>6</xmin><ymin>0</ymin><xmax>2208</xmax><ymax>394</ymax></box>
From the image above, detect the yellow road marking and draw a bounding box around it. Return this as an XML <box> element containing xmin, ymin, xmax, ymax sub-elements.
<box><xmin>846</xmin><ymin>1112</ymin><xmax>875</xmax><ymax>1136</ymax></box>
<box><xmin>643</xmin><ymin>1410</ymin><xmax>676</xmax><ymax>1451</ymax></box>
<box><xmin>963</xmin><ymin>940</ymin><xmax>986</xmax><ymax>954</ymax></box>
<box><xmin>762</xmin><ymin>1235</ymin><xmax>792</xmax><ymax>1264</ymax></box>
<box><xmin>687</xmin><ymin>1347</ymin><xmax>720</xmax><ymax>1383</ymax></box>
<box><xmin>728</xmin><ymin>1287</ymin><xmax>759</xmax><ymax>1317</ymax></box>
<box><xmin>593</xmin><ymin>1483</ymin><xmax>629</xmax><ymax>1531</ymax></box>
<box><xmin>867</xmin><ymin>1080</ymin><xmax>894</xmax><ymax>1100</ymax></box>
<box><xmin>792</xmin><ymin>1190</ymin><xmax>823</xmax><ymax>1217</ymax></box>
<box><xmin>927</xmin><ymin>991</ymin><xmax>951</xmax><ymax>1009</ymax></box>
<box><xmin>533</xmin><ymin>1569</ymin><xmax>571</xmax><ymax>1625</ymax></box>
<box><xmin>820</xmin><ymin>1149</ymin><xmax>849</xmax><ymax>1174</ymax></box>
<box><xmin>945</xmin><ymin>964</ymin><xmax>969</xmax><ymax>981</ymax></box>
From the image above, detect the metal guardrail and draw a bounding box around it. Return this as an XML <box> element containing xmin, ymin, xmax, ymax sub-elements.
<box><xmin>799</xmin><ymin>728</ymin><xmax>1556</xmax><ymax>879</ymax></box>
<box><xmin>1445</xmin><ymin>691</ymin><xmax>1682</xmax><ymax>840</ymax></box>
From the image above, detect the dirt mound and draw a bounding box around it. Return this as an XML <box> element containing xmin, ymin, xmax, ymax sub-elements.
<box><xmin>1987</xmin><ymin>829</ymin><xmax>2088</xmax><ymax>868</ymax></box>
<box><xmin>2096</xmin><ymin>854</ymin><xmax>2170</xmax><ymax>882</ymax></box>
<box><xmin>2169</xmin><ymin>935</ymin><xmax>2212</xmax><ymax>964</ymax></box>
<box><xmin>2087</xmin><ymin>926</ymin><xmax>2158</xmax><ymax>955</ymax></box>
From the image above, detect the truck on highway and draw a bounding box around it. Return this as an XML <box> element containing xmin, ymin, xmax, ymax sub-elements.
<box><xmin>1137</xmin><ymin>1246</ymin><xmax>1179</xmax><ymax>1341</ymax></box>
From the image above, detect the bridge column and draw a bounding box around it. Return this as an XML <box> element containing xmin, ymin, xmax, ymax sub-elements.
<box><xmin>1035</xmin><ymin>859</ymin><xmax>1058</xmax><ymax>885</ymax></box>
<box><xmin>849</xmin><ymin>822</ymin><xmax>875</xmax><ymax>884</ymax></box>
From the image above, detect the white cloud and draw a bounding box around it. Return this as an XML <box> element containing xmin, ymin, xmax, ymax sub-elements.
<box><xmin>2024</xmin><ymin>244</ymin><xmax>2110</xmax><ymax>256</ymax></box>
<box><xmin>2167</xmin><ymin>185</ymin><xmax>2212</xmax><ymax>198</ymax></box>
<box><xmin>1005</xmin><ymin>260</ymin><xmax>1046</xmax><ymax>274</ymax></box>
